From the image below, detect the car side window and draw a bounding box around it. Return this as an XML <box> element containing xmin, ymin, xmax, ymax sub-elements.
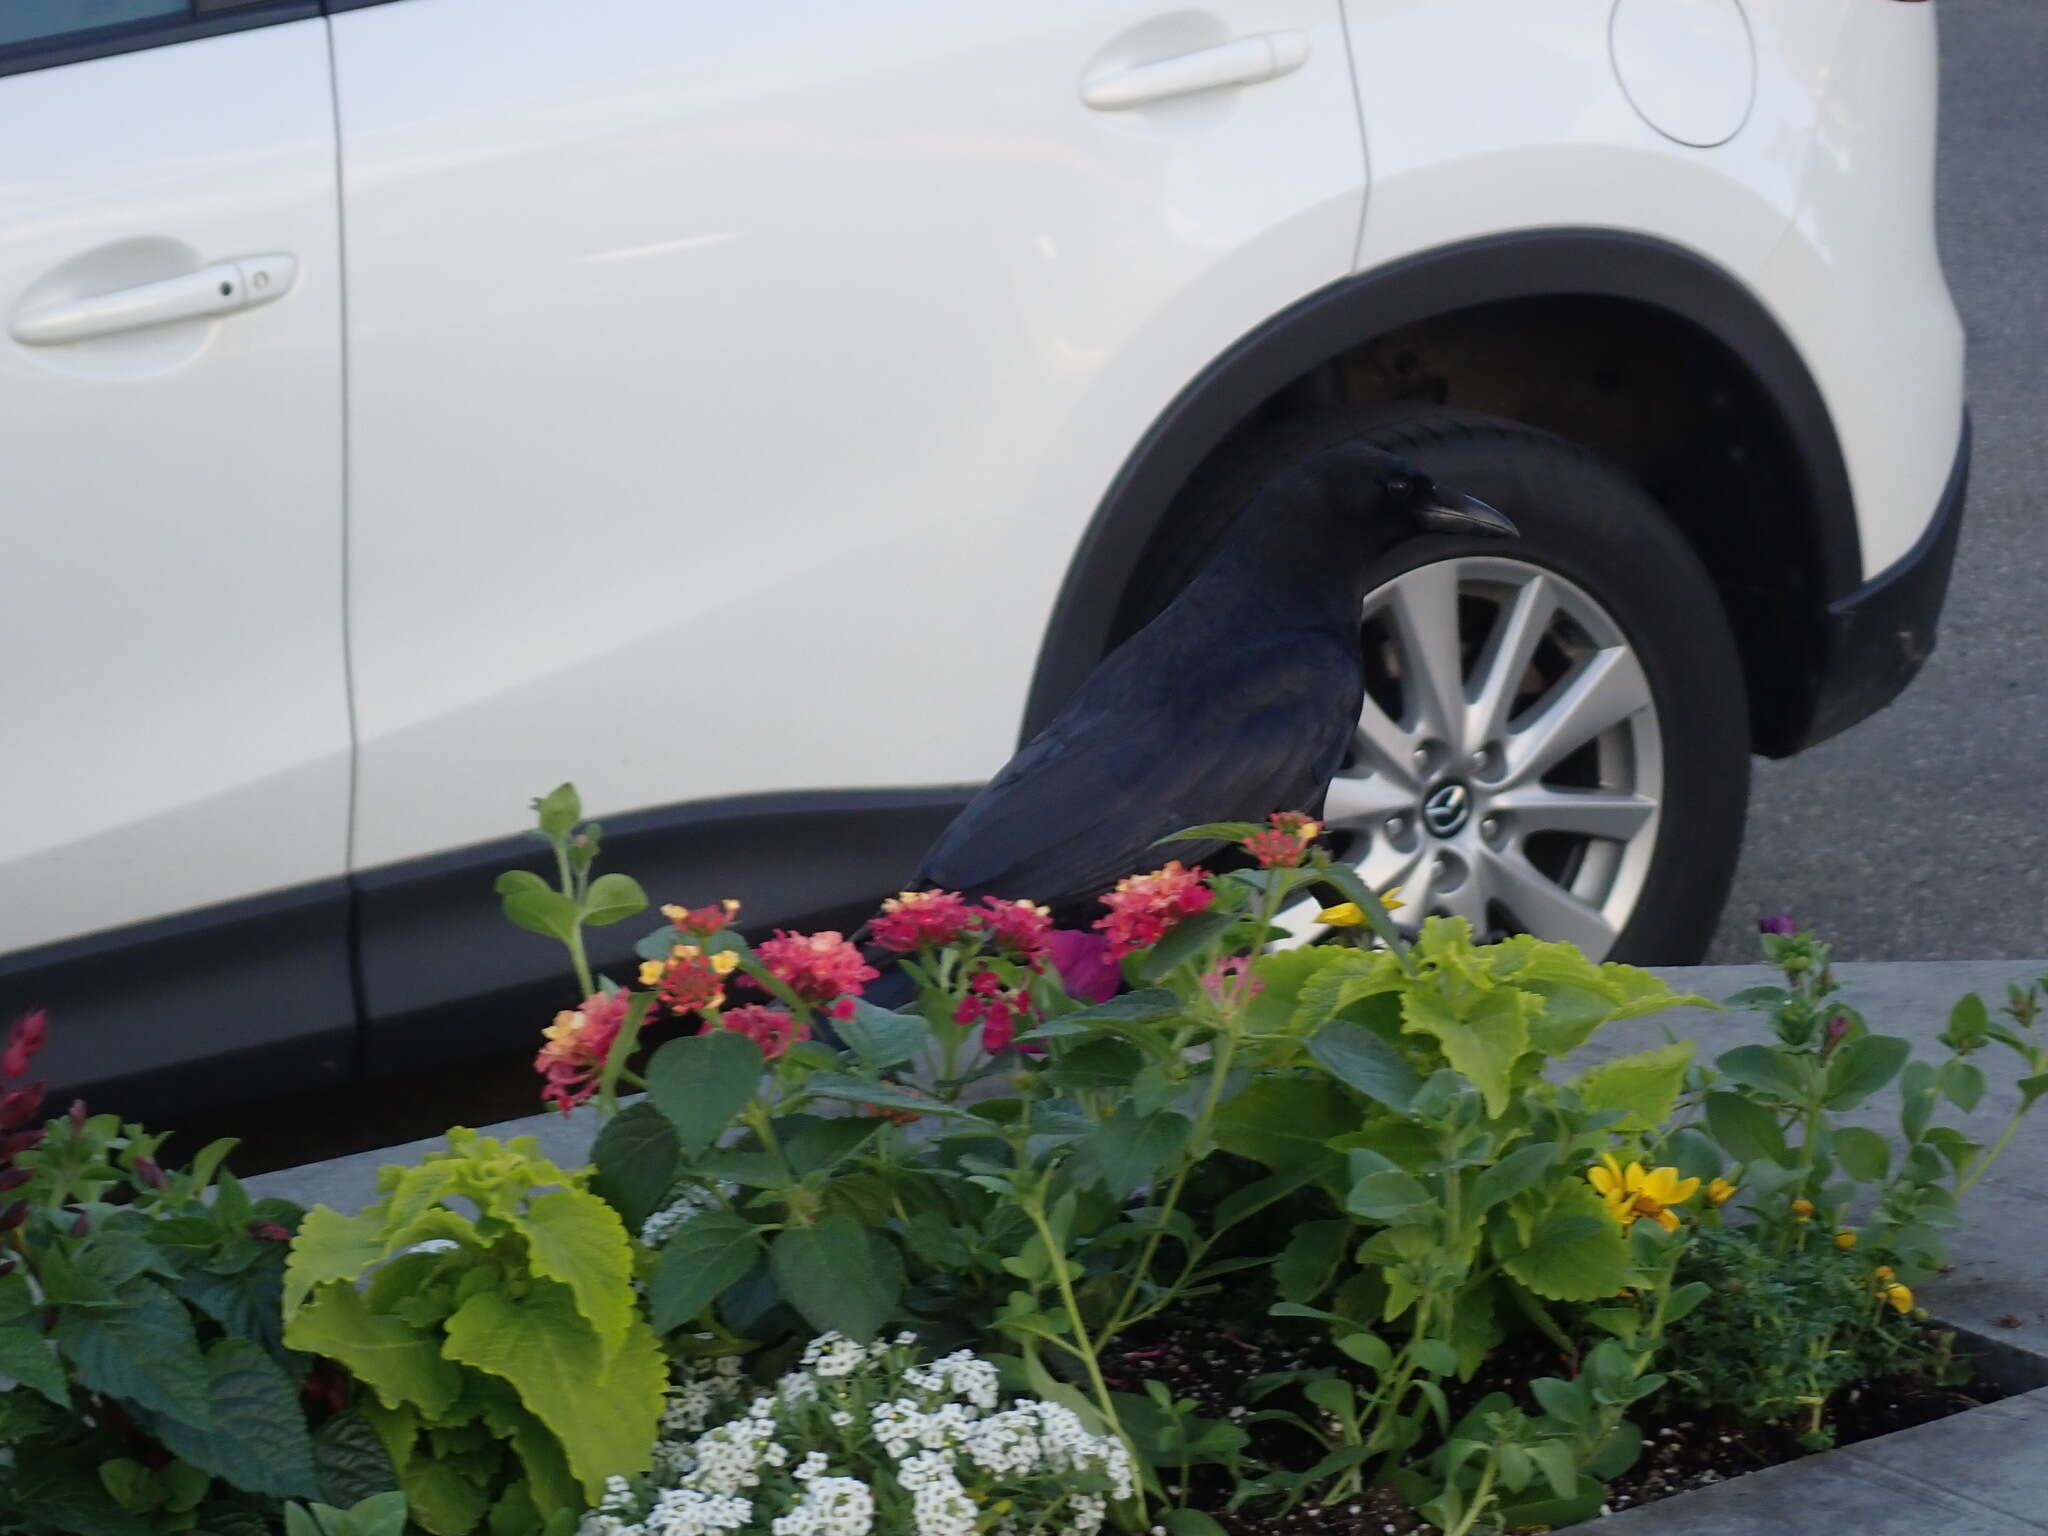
<box><xmin>0</xmin><ymin>0</ymin><xmax>305</xmax><ymax>77</ymax></box>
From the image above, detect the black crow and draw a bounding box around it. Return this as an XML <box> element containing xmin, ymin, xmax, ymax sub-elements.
<box><xmin>910</xmin><ymin>443</ymin><xmax>1516</xmax><ymax>925</ymax></box>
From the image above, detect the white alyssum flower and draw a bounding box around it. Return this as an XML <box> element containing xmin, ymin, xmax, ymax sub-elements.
<box><xmin>581</xmin><ymin>1333</ymin><xmax>1127</xmax><ymax>1536</ymax></box>
<box><xmin>640</xmin><ymin>1180</ymin><xmax>740</xmax><ymax>1249</ymax></box>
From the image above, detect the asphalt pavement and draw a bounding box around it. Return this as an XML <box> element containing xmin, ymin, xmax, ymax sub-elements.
<box><xmin>1707</xmin><ymin>0</ymin><xmax>2048</xmax><ymax>965</ymax></box>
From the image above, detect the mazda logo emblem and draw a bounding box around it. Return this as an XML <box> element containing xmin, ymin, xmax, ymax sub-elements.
<box><xmin>1422</xmin><ymin>782</ymin><xmax>1471</xmax><ymax>837</ymax></box>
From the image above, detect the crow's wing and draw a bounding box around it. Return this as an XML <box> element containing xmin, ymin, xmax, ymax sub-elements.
<box><xmin>918</xmin><ymin>626</ymin><xmax>1362</xmax><ymax>906</ymax></box>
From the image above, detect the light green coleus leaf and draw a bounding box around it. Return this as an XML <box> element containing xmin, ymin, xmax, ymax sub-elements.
<box><xmin>1570</xmin><ymin>1040</ymin><xmax>1697</xmax><ymax>1133</ymax></box>
<box><xmin>285</xmin><ymin>1284</ymin><xmax>463</xmax><ymax>1421</ymax></box>
<box><xmin>509</xmin><ymin>1188</ymin><xmax>636</xmax><ymax>1355</ymax></box>
<box><xmin>441</xmin><ymin>1282</ymin><xmax>664</xmax><ymax>1499</ymax></box>
<box><xmin>1401</xmin><ymin>984</ymin><xmax>1538</xmax><ymax>1119</ymax></box>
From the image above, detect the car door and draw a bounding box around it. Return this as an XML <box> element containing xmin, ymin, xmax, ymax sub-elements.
<box><xmin>0</xmin><ymin>3</ymin><xmax>354</xmax><ymax>1115</ymax></box>
<box><xmin>330</xmin><ymin>0</ymin><xmax>1365</xmax><ymax>1064</ymax></box>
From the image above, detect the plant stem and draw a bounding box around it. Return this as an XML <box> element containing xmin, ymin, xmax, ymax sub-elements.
<box><xmin>1442</xmin><ymin>1452</ymin><xmax>1499</xmax><ymax>1536</ymax></box>
<box><xmin>1958</xmin><ymin>1101</ymin><xmax>2032</xmax><ymax>1198</ymax></box>
<box><xmin>1024</xmin><ymin>1195</ymin><xmax>1122</xmax><ymax>1433</ymax></box>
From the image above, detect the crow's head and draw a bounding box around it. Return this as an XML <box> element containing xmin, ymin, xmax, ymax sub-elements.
<box><xmin>1369</xmin><ymin>455</ymin><xmax>1517</xmax><ymax>540</ymax></box>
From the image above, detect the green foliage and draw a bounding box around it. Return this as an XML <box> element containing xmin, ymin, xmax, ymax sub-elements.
<box><xmin>282</xmin><ymin>1129</ymin><xmax>661</xmax><ymax>1533</ymax></box>
<box><xmin>0</xmin><ymin>1105</ymin><xmax>363</xmax><ymax>1536</ymax></box>
<box><xmin>282</xmin><ymin>1491</ymin><xmax>410</xmax><ymax>1536</ymax></box>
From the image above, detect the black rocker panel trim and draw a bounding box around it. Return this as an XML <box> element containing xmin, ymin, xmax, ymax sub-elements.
<box><xmin>1023</xmin><ymin>229</ymin><xmax>1861</xmax><ymax>740</ymax></box>
<box><xmin>0</xmin><ymin>878</ymin><xmax>357</xmax><ymax>1125</ymax></box>
<box><xmin>351</xmin><ymin>785</ymin><xmax>977</xmax><ymax>1076</ymax></box>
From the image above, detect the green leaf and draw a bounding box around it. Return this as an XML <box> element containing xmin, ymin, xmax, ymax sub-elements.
<box><xmin>1722</xmin><ymin>985</ymin><xmax>1792</xmax><ymax>1011</ymax></box>
<box><xmin>1035</xmin><ymin>989</ymin><xmax>1183</xmax><ymax>1030</ymax></box>
<box><xmin>442</xmin><ymin>1286</ymin><xmax>665</xmax><ymax>1499</ymax></box>
<box><xmin>1215</xmin><ymin>1164</ymin><xmax>1325</xmax><ymax>1234</ymax></box>
<box><xmin>494</xmin><ymin>873</ymin><xmax>582</xmax><ymax>944</ymax></box>
<box><xmin>1273</xmin><ymin>1221</ymin><xmax>1348</xmax><ymax>1305</ymax></box>
<box><xmin>589</xmin><ymin>1103</ymin><xmax>682</xmax><ymax>1232</ymax></box>
<box><xmin>1346</xmin><ymin>1170</ymin><xmax>1431</xmax><ymax>1222</ymax></box>
<box><xmin>532</xmin><ymin>784</ymin><xmax>581</xmax><ymax>840</ymax></box>
<box><xmin>1938</xmin><ymin>1059</ymin><xmax>1987</xmax><ymax>1113</ymax></box>
<box><xmin>1212</xmin><ymin>1075</ymin><xmax>1355</xmax><ymax>1173</ymax></box>
<box><xmin>0</xmin><ymin>1314</ymin><xmax>70</xmax><ymax>1406</ymax></box>
<box><xmin>1713</xmin><ymin>1043</ymin><xmax>1807</xmax><ymax>1101</ymax></box>
<box><xmin>55</xmin><ymin>1280</ymin><xmax>211</xmax><ymax>1428</ymax></box>
<box><xmin>1826</xmin><ymin>1034</ymin><xmax>1912</xmax><ymax>1110</ymax></box>
<box><xmin>580</xmin><ymin>873</ymin><xmax>647</xmax><ymax>927</ymax></box>
<box><xmin>1833</xmin><ymin>1125</ymin><xmax>1892</xmax><ymax>1183</ymax></box>
<box><xmin>649</xmin><ymin>1212</ymin><xmax>762</xmax><ymax>1333</ymax></box>
<box><xmin>1134</xmin><ymin>910</ymin><xmax>1245</xmax><ymax>982</ymax></box>
<box><xmin>1072</xmin><ymin>1104</ymin><xmax>1192</xmax><ymax>1201</ymax></box>
<box><xmin>1401</xmin><ymin>984</ymin><xmax>1532</xmax><ymax>1118</ymax></box>
<box><xmin>284</xmin><ymin>1283</ymin><xmax>463</xmax><ymax>1420</ymax></box>
<box><xmin>802</xmin><ymin>1074</ymin><xmax>969</xmax><ymax>1120</ymax></box>
<box><xmin>401</xmin><ymin>1457</ymin><xmax>492</xmax><ymax>1536</ymax></box>
<box><xmin>1307</xmin><ymin>1022</ymin><xmax>1423</xmax><ymax>1111</ymax></box>
<box><xmin>2020</xmin><ymin>1072</ymin><xmax>2048</xmax><ymax>1112</ymax></box>
<box><xmin>1531</xmin><ymin>1375</ymin><xmax>1589</xmax><ymax>1429</ymax></box>
<box><xmin>314</xmin><ymin>1412</ymin><xmax>401</xmax><ymax>1509</ymax></box>
<box><xmin>1569</xmin><ymin>1040</ymin><xmax>1696</xmax><ymax>1133</ymax></box>
<box><xmin>511</xmin><ymin>1188</ymin><xmax>636</xmax><ymax>1356</ymax></box>
<box><xmin>647</xmin><ymin>1031</ymin><xmax>764</xmax><ymax>1157</ymax></box>
<box><xmin>1703</xmin><ymin>1090</ymin><xmax>1789</xmax><ymax>1165</ymax></box>
<box><xmin>6</xmin><ymin>1450</ymin><xmax>151</xmax><ymax>1536</ymax></box>
<box><xmin>1498</xmin><ymin>1183</ymin><xmax>1630</xmax><ymax>1301</ymax></box>
<box><xmin>784</xmin><ymin>1117</ymin><xmax>882</xmax><ymax>1176</ymax></box>
<box><xmin>1157</xmin><ymin>821</ymin><xmax>1263</xmax><ymax>846</ymax></box>
<box><xmin>151</xmin><ymin>1338</ymin><xmax>319</xmax><ymax>1499</ymax></box>
<box><xmin>1470</xmin><ymin>1142</ymin><xmax>1559</xmax><ymax>1214</ymax></box>
<box><xmin>1048</xmin><ymin>1038</ymin><xmax>1146</xmax><ymax>1094</ymax></box>
<box><xmin>1410</xmin><ymin>1338</ymin><xmax>1458</xmax><ymax>1376</ymax></box>
<box><xmin>771</xmin><ymin>1216</ymin><xmax>903</xmax><ymax>1342</ymax></box>
<box><xmin>1662</xmin><ymin>1280</ymin><xmax>1711</xmax><ymax>1326</ymax></box>
<box><xmin>1160</xmin><ymin>1510</ymin><xmax>1230</xmax><ymax>1536</ymax></box>
<box><xmin>283</xmin><ymin>1206</ymin><xmax>387</xmax><ymax>1316</ymax></box>
<box><xmin>834</xmin><ymin>998</ymin><xmax>929</xmax><ymax>1070</ymax></box>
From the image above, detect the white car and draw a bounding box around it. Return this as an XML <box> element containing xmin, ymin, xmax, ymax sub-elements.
<box><xmin>0</xmin><ymin>0</ymin><xmax>1967</xmax><ymax>1119</ymax></box>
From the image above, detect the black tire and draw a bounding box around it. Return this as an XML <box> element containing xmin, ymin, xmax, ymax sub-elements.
<box><xmin>1127</xmin><ymin>407</ymin><xmax>1749</xmax><ymax>965</ymax></box>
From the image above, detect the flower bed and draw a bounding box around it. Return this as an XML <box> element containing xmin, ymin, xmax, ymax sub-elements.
<box><xmin>3</xmin><ymin>784</ymin><xmax>2046</xmax><ymax>1536</ymax></box>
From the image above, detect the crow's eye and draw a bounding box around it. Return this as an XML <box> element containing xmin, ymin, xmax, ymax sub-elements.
<box><xmin>1385</xmin><ymin>476</ymin><xmax>1414</xmax><ymax>499</ymax></box>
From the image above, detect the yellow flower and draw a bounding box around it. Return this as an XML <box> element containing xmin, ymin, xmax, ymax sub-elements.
<box><xmin>1834</xmin><ymin>1229</ymin><xmax>1858</xmax><ymax>1251</ymax></box>
<box><xmin>1883</xmin><ymin>1282</ymin><xmax>1914</xmax><ymax>1314</ymax></box>
<box><xmin>1318</xmin><ymin>902</ymin><xmax>1366</xmax><ymax>928</ymax></box>
<box><xmin>710</xmin><ymin>950</ymin><xmax>741</xmax><ymax>976</ymax></box>
<box><xmin>1790</xmin><ymin>1199</ymin><xmax>1815</xmax><ymax>1219</ymax></box>
<box><xmin>638</xmin><ymin>960</ymin><xmax>666</xmax><ymax>986</ymax></box>
<box><xmin>1587</xmin><ymin>1154</ymin><xmax>1701</xmax><ymax>1232</ymax></box>
<box><xmin>1706</xmin><ymin>1177</ymin><xmax>1738</xmax><ymax>1207</ymax></box>
<box><xmin>1874</xmin><ymin>1265</ymin><xmax>1896</xmax><ymax>1283</ymax></box>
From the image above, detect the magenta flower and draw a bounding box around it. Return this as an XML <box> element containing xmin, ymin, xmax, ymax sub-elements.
<box><xmin>1</xmin><ymin>1011</ymin><xmax>47</xmax><ymax>1082</ymax></box>
<box><xmin>717</xmin><ymin>1004</ymin><xmax>810</xmax><ymax>1062</ymax></box>
<box><xmin>1048</xmin><ymin>929</ymin><xmax>1121</xmax><ymax>1003</ymax></box>
<box><xmin>1758</xmin><ymin>914</ymin><xmax>1797</xmax><ymax>937</ymax></box>
<box><xmin>757</xmin><ymin>930</ymin><xmax>879</xmax><ymax>1003</ymax></box>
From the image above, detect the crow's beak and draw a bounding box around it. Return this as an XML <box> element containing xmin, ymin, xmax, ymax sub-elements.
<box><xmin>1416</xmin><ymin>490</ymin><xmax>1517</xmax><ymax>539</ymax></box>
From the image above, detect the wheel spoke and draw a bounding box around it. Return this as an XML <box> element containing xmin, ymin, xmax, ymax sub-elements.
<box><xmin>1501</xmin><ymin>645</ymin><xmax>1652</xmax><ymax>786</ymax></box>
<box><xmin>1476</xmin><ymin>845</ymin><xmax>1619</xmax><ymax>955</ymax></box>
<box><xmin>1383</xmin><ymin>561</ymin><xmax>1467</xmax><ymax>750</ymax></box>
<box><xmin>1387</xmin><ymin>845</ymin><xmax>1437</xmax><ymax>925</ymax></box>
<box><xmin>1352</xmin><ymin>694</ymin><xmax>1425</xmax><ymax>787</ymax></box>
<box><xmin>1320</xmin><ymin>772</ymin><xmax>1416</xmax><ymax>831</ymax></box>
<box><xmin>1465</xmin><ymin>573</ymin><xmax>1555</xmax><ymax>747</ymax></box>
<box><xmin>1491</xmin><ymin>785</ymin><xmax>1657</xmax><ymax>842</ymax></box>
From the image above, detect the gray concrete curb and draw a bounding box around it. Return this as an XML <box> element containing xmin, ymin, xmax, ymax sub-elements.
<box><xmin>248</xmin><ymin>959</ymin><xmax>2048</xmax><ymax>1533</ymax></box>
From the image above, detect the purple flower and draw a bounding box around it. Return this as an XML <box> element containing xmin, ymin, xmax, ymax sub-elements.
<box><xmin>1758</xmin><ymin>914</ymin><xmax>1796</xmax><ymax>937</ymax></box>
<box><xmin>1048</xmin><ymin>928</ymin><xmax>1121</xmax><ymax>1003</ymax></box>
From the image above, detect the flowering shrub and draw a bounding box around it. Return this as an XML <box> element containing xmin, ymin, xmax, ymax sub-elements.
<box><xmin>580</xmin><ymin>1333</ymin><xmax>1132</xmax><ymax>1536</ymax></box>
<box><xmin>0</xmin><ymin>1012</ymin><xmax>397</xmax><ymax>1535</ymax></box>
<box><xmin>274</xmin><ymin>783</ymin><xmax>2048</xmax><ymax>1536</ymax></box>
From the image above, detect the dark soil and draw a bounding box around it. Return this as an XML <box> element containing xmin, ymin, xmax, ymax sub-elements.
<box><xmin>1104</xmin><ymin>1310</ymin><xmax>2007</xmax><ymax>1535</ymax></box>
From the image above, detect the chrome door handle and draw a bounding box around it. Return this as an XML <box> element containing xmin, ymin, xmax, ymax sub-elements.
<box><xmin>12</xmin><ymin>253</ymin><xmax>297</xmax><ymax>346</ymax></box>
<box><xmin>1080</xmin><ymin>31</ymin><xmax>1309</xmax><ymax>111</ymax></box>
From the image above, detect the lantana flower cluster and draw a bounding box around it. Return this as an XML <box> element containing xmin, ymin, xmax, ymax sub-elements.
<box><xmin>580</xmin><ymin>1333</ymin><xmax>1132</xmax><ymax>1536</ymax></box>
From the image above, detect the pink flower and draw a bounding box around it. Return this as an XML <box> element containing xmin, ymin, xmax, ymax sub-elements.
<box><xmin>664</xmin><ymin>899</ymin><xmax>741</xmax><ymax>938</ymax></box>
<box><xmin>0</xmin><ymin>1086</ymin><xmax>44</xmax><ymax>1133</ymax></box>
<box><xmin>954</xmin><ymin>968</ymin><xmax>1039</xmax><ymax>1054</ymax></box>
<box><xmin>533</xmin><ymin>990</ymin><xmax>634</xmax><ymax>1113</ymax></box>
<box><xmin>1241</xmin><ymin>812</ymin><xmax>1321</xmax><ymax>870</ymax></box>
<box><xmin>716</xmin><ymin>1004</ymin><xmax>809</xmax><ymax>1062</ymax></box>
<box><xmin>1201</xmin><ymin>955</ymin><xmax>1264</xmax><ymax>1010</ymax></box>
<box><xmin>1095</xmin><ymin>862</ymin><xmax>1215</xmax><ymax>960</ymax></box>
<box><xmin>2</xmin><ymin>1011</ymin><xmax>48</xmax><ymax>1081</ymax></box>
<box><xmin>975</xmin><ymin>897</ymin><xmax>1054</xmax><ymax>966</ymax></box>
<box><xmin>870</xmin><ymin>889</ymin><xmax>976</xmax><ymax>954</ymax></box>
<box><xmin>1048</xmin><ymin>929</ymin><xmax>1121</xmax><ymax>1003</ymax></box>
<box><xmin>757</xmin><ymin>930</ymin><xmax>879</xmax><ymax>1003</ymax></box>
<box><xmin>641</xmin><ymin>943</ymin><xmax>739</xmax><ymax>1017</ymax></box>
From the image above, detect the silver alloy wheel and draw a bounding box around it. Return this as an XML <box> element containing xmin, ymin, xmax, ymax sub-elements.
<box><xmin>1273</xmin><ymin>555</ymin><xmax>1664</xmax><ymax>960</ymax></box>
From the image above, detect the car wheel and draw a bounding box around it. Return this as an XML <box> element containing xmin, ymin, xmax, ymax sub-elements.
<box><xmin>1131</xmin><ymin>407</ymin><xmax>1751</xmax><ymax>964</ymax></box>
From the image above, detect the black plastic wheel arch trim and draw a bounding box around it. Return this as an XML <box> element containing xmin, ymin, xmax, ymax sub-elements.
<box><xmin>1021</xmin><ymin>228</ymin><xmax>1862</xmax><ymax>740</ymax></box>
<box><xmin>1797</xmin><ymin>409</ymin><xmax>1970</xmax><ymax>751</ymax></box>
